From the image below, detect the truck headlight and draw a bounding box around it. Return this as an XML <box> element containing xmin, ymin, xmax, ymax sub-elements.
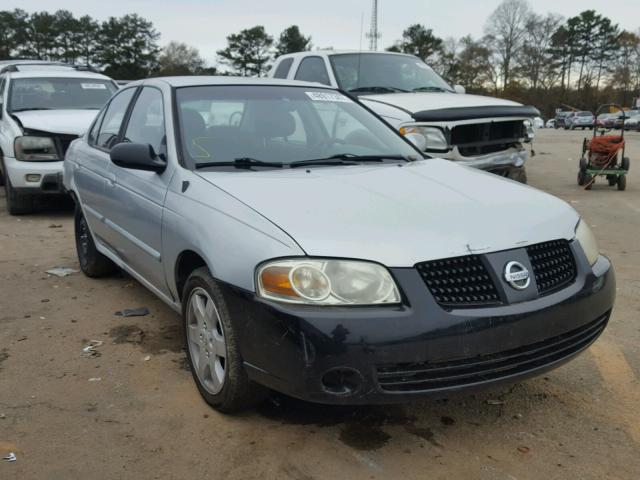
<box><xmin>400</xmin><ymin>126</ymin><xmax>448</xmax><ymax>151</ymax></box>
<box><xmin>257</xmin><ymin>259</ymin><xmax>401</xmax><ymax>305</ymax></box>
<box><xmin>14</xmin><ymin>136</ymin><xmax>60</xmax><ymax>161</ymax></box>
<box><xmin>575</xmin><ymin>220</ymin><xmax>599</xmax><ymax>266</ymax></box>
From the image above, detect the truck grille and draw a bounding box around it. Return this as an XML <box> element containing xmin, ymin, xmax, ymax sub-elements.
<box><xmin>416</xmin><ymin>255</ymin><xmax>501</xmax><ymax>308</ymax></box>
<box><xmin>526</xmin><ymin>240</ymin><xmax>576</xmax><ymax>296</ymax></box>
<box><xmin>375</xmin><ymin>312</ymin><xmax>609</xmax><ymax>393</ymax></box>
<box><xmin>54</xmin><ymin>134</ymin><xmax>79</xmax><ymax>158</ymax></box>
<box><xmin>450</xmin><ymin>120</ymin><xmax>525</xmax><ymax>156</ymax></box>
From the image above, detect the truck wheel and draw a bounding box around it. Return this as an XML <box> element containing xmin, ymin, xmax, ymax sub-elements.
<box><xmin>508</xmin><ymin>167</ymin><xmax>527</xmax><ymax>184</ymax></box>
<box><xmin>183</xmin><ymin>267</ymin><xmax>267</xmax><ymax>413</ymax></box>
<box><xmin>74</xmin><ymin>205</ymin><xmax>118</xmax><ymax>277</ymax></box>
<box><xmin>4</xmin><ymin>176</ymin><xmax>34</xmax><ymax>216</ymax></box>
<box><xmin>617</xmin><ymin>175</ymin><xmax>626</xmax><ymax>191</ymax></box>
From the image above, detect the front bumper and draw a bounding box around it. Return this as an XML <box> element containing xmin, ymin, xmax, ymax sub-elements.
<box><xmin>435</xmin><ymin>146</ymin><xmax>528</xmax><ymax>170</ymax></box>
<box><xmin>4</xmin><ymin>156</ymin><xmax>65</xmax><ymax>193</ymax></box>
<box><xmin>225</xmin><ymin>247</ymin><xmax>615</xmax><ymax>405</ymax></box>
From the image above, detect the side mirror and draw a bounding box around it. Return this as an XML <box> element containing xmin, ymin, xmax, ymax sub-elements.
<box><xmin>453</xmin><ymin>84</ymin><xmax>466</xmax><ymax>94</ymax></box>
<box><xmin>110</xmin><ymin>143</ymin><xmax>166</xmax><ymax>173</ymax></box>
<box><xmin>404</xmin><ymin>132</ymin><xmax>427</xmax><ymax>151</ymax></box>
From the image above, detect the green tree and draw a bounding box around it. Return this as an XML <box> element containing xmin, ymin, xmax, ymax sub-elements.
<box><xmin>25</xmin><ymin>11</ymin><xmax>58</xmax><ymax>59</ymax></box>
<box><xmin>217</xmin><ymin>26</ymin><xmax>274</xmax><ymax>76</ymax></box>
<box><xmin>95</xmin><ymin>14</ymin><xmax>160</xmax><ymax>79</ymax></box>
<box><xmin>75</xmin><ymin>15</ymin><xmax>99</xmax><ymax>66</ymax></box>
<box><xmin>387</xmin><ymin>24</ymin><xmax>443</xmax><ymax>63</ymax></box>
<box><xmin>157</xmin><ymin>41</ymin><xmax>205</xmax><ymax>75</ymax></box>
<box><xmin>275</xmin><ymin>25</ymin><xmax>312</xmax><ymax>56</ymax></box>
<box><xmin>53</xmin><ymin>10</ymin><xmax>81</xmax><ymax>63</ymax></box>
<box><xmin>0</xmin><ymin>9</ymin><xmax>30</xmax><ymax>58</ymax></box>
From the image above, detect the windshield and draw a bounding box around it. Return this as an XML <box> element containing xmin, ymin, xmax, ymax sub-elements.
<box><xmin>329</xmin><ymin>53</ymin><xmax>453</xmax><ymax>94</ymax></box>
<box><xmin>175</xmin><ymin>85</ymin><xmax>419</xmax><ymax>168</ymax></box>
<box><xmin>9</xmin><ymin>77</ymin><xmax>117</xmax><ymax>112</ymax></box>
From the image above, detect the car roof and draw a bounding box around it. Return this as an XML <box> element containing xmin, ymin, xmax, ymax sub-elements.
<box><xmin>275</xmin><ymin>50</ymin><xmax>416</xmax><ymax>60</ymax></box>
<box><xmin>132</xmin><ymin>76</ymin><xmax>341</xmax><ymax>89</ymax></box>
<box><xmin>7</xmin><ymin>69</ymin><xmax>114</xmax><ymax>81</ymax></box>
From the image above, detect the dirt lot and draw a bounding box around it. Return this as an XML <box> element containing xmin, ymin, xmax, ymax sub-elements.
<box><xmin>1</xmin><ymin>129</ymin><xmax>639</xmax><ymax>480</ymax></box>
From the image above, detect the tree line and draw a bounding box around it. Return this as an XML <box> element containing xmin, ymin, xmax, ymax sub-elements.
<box><xmin>1</xmin><ymin>3</ymin><xmax>638</xmax><ymax>117</ymax></box>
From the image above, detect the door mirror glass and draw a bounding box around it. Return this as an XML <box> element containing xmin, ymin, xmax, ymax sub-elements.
<box><xmin>110</xmin><ymin>143</ymin><xmax>167</xmax><ymax>173</ymax></box>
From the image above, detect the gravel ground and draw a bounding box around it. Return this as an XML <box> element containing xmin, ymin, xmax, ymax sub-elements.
<box><xmin>1</xmin><ymin>129</ymin><xmax>639</xmax><ymax>480</ymax></box>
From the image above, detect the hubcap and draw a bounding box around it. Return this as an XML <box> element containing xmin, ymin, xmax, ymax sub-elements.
<box><xmin>186</xmin><ymin>288</ymin><xmax>226</xmax><ymax>394</ymax></box>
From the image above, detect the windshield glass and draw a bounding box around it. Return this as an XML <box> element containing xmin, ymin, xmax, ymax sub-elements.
<box><xmin>175</xmin><ymin>85</ymin><xmax>418</xmax><ymax>168</ymax></box>
<box><xmin>9</xmin><ymin>77</ymin><xmax>117</xmax><ymax>112</ymax></box>
<box><xmin>329</xmin><ymin>53</ymin><xmax>453</xmax><ymax>94</ymax></box>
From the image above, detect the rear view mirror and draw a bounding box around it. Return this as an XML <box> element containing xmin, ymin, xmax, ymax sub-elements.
<box><xmin>110</xmin><ymin>143</ymin><xmax>166</xmax><ymax>173</ymax></box>
<box><xmin>454</xmin><ymin>85</ymin><xmax>466</xmax><ymax>94</ymax></box>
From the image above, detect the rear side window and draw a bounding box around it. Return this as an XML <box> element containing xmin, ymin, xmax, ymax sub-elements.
<box><xmin>273</xmin><ymin>58</ymin><xmax>294</xmax><ymax>79</ymax></box>
<box><xmin>88</xmin><ymin>108</ymin><xmax>107</xmax><ymax>145</ymax></box>
<box><xmin>295</xmin><ymin>57</ymin><xmax>330</xmax><ymax>85</ymax></box>
<box><xmin>95</xmin><ymin>88</ymin><xmax>136</xmax><ymax>151</ymax></box>
<box><xmin>123</xmin><ymin>87</ymin><xmax>166</xmax><ymax>156</ymax></box>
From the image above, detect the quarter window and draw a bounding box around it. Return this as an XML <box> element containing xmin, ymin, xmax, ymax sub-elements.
<box><xmin>96</xmin><ymin>87</ymin><xmax>136</xmax><ymax>151</ymax></box>
<box><xmin>294</xmin><ymin>57</ymin><xmax>331</xmax><ymax>85</ymax></box>
<box><xmin>273</xmin><ymin>58</ymin><xmax>294</xmax><ymax>79</ymax></box>
<box><xmin>123</xmin><ymin>87</ymin><xmax>166</xmax><ymax>156</ymax></box>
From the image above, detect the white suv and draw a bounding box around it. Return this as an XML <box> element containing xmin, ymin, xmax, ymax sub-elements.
<box><xmin>0</xmin><ymin>61</ymin><xmax>117</xmax><ymax>214</ymax></box>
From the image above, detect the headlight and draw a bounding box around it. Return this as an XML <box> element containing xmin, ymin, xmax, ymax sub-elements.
<box><xmin>14</xmin><ymin>136</ymin><xmax>59</xmax><ymax>161</ymax></box>
<box><xmin>400</xmin><ymin>126</ymin><xmax>448</xmax><ymax>151</ymax></box>
<box><xmin>257</xmin><ymin>259</ymin><xmax>401</xmax><ymax>305</ymax></box>
<box><xmin>575</xmin><ymin>220</ymin><xmax>599</xmax><ymax>266</ymax></box>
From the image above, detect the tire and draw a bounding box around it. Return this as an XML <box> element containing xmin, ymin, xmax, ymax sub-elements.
<box><xmin>74</xmin><ymin>205</ymin><xmax>118</xmax><ymax>277</ymax></box>
<box><xmin>182</xmin><ymin>267</ymin><xmax>267</xmax><ymax>413</ymax></box>
<box><xmin>584</xmin><ymin>174</ymin><xmax>593</xmax><ymax>190</ymax></box>
<box><xmin>508</xmin><ymin>166</ymin><xmax>527</xmax><ymax>184</ymax></box>
<box><xmin>617</xmin><ymin>175</ymin><xmax>626</xmax><ymax>191</ymax></box>
<box><xmin>579</xmin><ymin>156</ymin><xmax>587</xmax><ymax>172</ymax></box>
<box><xmin>4</xmin><ymin>175</ymin><xmax>34</xmax><ymax>215</ymax></box>
<box><xmin>607</xmin><ymin>175</ymin><xmax>617</xmax><ymax>186</ymax></box>
<box><xmin>577</xmin><ymin>171</ymin><xmax>586</xmax><ymax>186</ymax></box>
<box><xmin>622</xmin><ymin>156</ymin><xmax>630</xmax><ymax>171</ymax></box>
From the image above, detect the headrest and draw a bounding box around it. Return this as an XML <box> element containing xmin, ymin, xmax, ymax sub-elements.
<box><xmin>180</xmin><ymin>109</ymin><xmax>206</xmax><ymax>137</ymax></box>
<box><xmin>252</xmin><ymin>105</ymin><xmax>296</xmax><ymax>138</ymax></box>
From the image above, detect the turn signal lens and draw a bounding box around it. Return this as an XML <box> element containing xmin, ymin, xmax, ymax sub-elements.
<box><xmin>259</xmin><ymin>266</ymin><xmax>297</xmax><ymax>298</ymax></box>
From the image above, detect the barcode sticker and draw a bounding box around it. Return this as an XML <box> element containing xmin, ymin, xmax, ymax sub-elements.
<box><xmin>305</xmin><ymin>91</ymin><xmax>351</xmax><ymax>103</ymax></box>
<box><xmin>81</xmin><ymin>83</ymin><xmax>107</xmax><ymax>90</ymax></box>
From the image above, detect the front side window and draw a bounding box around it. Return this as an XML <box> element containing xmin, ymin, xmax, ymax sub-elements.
<box><xmin>123</xmin><ymin>87</ymin><xmax>166</xmax><ymax>156</ymax></box>
<box><xmin>175</xmin><ymin>85</ymin><xmax>417</xmax><ymax>168</ymax></box>
<box><xmin>329</xmin><ymin>53</ymin><xmax>453</xmax><ymax>94</ymax></box>
<box><xmin>9</xmin><ymin>77</ymin><xmax>117</xmax><ymax>112</ymax></box>
<box><xmin>95</xmin><ymin>87</ymin><xmax>136</xmax><ymax>151</ymax></box>
<box><xmin>273</xmin><ymin>58</ymin><xmax>294</xmax><ymax>79</ymax></box>
<box><xmin>295</xmin><ymin>57</ymin><xmax>330</xmax><ymax>85</ymax></box>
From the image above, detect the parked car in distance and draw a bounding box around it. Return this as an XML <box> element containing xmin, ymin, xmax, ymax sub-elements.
<box><xmin>596</xmin><ymin>113</ymin><xmax>615</xmax><ymax>128</ymax></box>
<box><xmin>532</xmin><ymin>116</ymin><xmax>544</xmax><ymax>129</ymax></box>
<box><xmin>64</xmin><ymin>76</ymin><xmax>615</xmax><ymax>412</ymax></box>
<box><xmin>614</xmin><ymin>113</ymin><xmax>629</xmax><ymax>129</ymax></box>
<box><xmin>565</xmin><ymin>111</ymin><xmax>594</xmax><ymax>130</ymax></box>
<box><xmin>269</xmin><ymin>51</ymin><xmax>538</xmax><ymax>183</ymax></box>
<box><xmin>554</xmin><ymin>111</ymin><xmax>571</xmax><ymax>129</ymax></box>
<box><xmin>0</xmin><ymin>60</ymin><xmax>118</xmax><ymax>214</ymax></box>
<box><xmin>545</xmin><ymin>118</ymin><xmax>556</xmax><ymax>128</ymax></box>
<box><xmin>623</xmin><ymin>113</ymin><xmax>640</xmax><ymax>131</ymax></box>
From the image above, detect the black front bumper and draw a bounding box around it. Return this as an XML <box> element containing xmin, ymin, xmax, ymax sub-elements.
<box><xmin>224</xmin><ymin>245</ymin><xmax>615</xmax><ymax>405</ymax></box>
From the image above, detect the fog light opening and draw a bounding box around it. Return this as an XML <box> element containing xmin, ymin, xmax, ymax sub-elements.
<box><xmin>25</xmin><ymin>174</ymin><xmax>41</xmax><ymax>183</ymax></box>
<box><xmin>321</xmin><ymin>367</ymin><xmax>363</xmax><ymax>396</ymax></box>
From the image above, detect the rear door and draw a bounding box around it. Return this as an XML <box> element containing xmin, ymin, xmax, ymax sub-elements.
<box><xmin>74</xmin><ymin>87</ymin><xmax>136</xmax><ymax>244</ymax></box>
<box><xmin>105</xmin><ymin>86</ymin><xmax>172</xmax><ymax>294</ymax></box>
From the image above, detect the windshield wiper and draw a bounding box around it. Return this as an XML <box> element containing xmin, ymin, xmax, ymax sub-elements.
<box><xmin>10</xmin><ymin>107</ymin><xmax>53</xmax><ymax>112</ymax></box>
<box><xmin>194</xmin><ymin>157</ymin><xmax>283</xmax><ymax>169</ymax></box>
<box><xmin>348</xmin><ymin>86</ymin><xmax>409</xmax><ymax>94</ymax></box>
<box><xmin>290</xmin><ymin>154</ymin><xmax>410</xmax><ymax>168</ymax></box>
<box><xmin>411</xmin><ymin>86</ymin><xmax>451</xmax><ymax>92</ymax></box>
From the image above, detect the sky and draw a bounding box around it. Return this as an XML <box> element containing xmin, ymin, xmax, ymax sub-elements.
<box><xmin>4</xmin><ymin>0</ymin><xmax>640</xmax><ymax>65</ymax></box>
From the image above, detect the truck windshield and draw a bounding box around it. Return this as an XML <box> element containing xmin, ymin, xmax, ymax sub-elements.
<box><xmin>329</xmin><ymin>53</ymin><xmax>454</xmax><ymax>94</ymax></box>
<box><xmin>9</xmin><ymin>77</ymin><xmax>117</xmax><ymax>112</ymax></box>
<box><xmin>175</xmin><ymin>85</ymin><xmax>419</xmax><ymax>169</ymax></box>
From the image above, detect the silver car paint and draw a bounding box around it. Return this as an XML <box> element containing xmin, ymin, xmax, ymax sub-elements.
<box><xmin>65</xmin><ymin>77</ymin><xmax>579</xmax><ymax>313</ymax></box>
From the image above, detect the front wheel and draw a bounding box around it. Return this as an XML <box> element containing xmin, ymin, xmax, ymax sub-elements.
<box><xmin>183</xmin><ymin>267</ymin><xmax>267</xmax><ymax>412</ymax></box>
<box><xmin>508</xmin><ymin>166</ymin><xmax>527</xmax><ymax>184</ymax></box>
<box><xmin>622</xmin><ymin>156</ymin><xmax>630</xmax><ymax>171</ymax></box>
<box><xmin>617</xmin><ymin>175</ymin><xmax>627</xmax><ymax>191</ymax></box>
<box><xmin>74</xmin><ymin>205</ymin><xmax>118</xmax><ymax>277</ymax></box>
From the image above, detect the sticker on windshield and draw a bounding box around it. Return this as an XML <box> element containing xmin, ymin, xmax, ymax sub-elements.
<box><xmin>305</xmin><ymin>91</ymin><xmax>351</xmax><ymax>103</ymax></box>
<box><xmin>415</xmin><ymin>62</ymin><xmax>429</xmax><ymax>70</ymax></box>
<box><xmin>81</xmin><ymin>83</ymin><xmax>107</xmax><ymax>90</ymax></box>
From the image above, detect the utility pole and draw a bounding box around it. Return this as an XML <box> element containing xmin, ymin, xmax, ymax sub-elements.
<box><xmin>366</xmin><ymin>0</ymin><xmax>381</xmax><ymax>51</ymax></box>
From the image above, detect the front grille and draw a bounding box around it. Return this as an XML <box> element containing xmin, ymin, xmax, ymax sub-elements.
<box><xmin>376</xmin><ymin>312</ymin><xmax>609</xmax><ymax>393</ymax></box>
<box><xmin>54</xmin><ymin>134</ymin><xmax>79</xmax><ymax>158</ymax></box>
<box><xmin>416</xmin><ymin>255</ymin><xmax>501</xmax><ymax>308</ymax></box>
<box><xmin>450</xmin><ymin>120</ymin><xmax>525</xmax><ymax>156</ymax></box>
<box><xmin>526</xmin><ymin>240</ymin><xmax>576</xmax><ymax>295</ymax></box>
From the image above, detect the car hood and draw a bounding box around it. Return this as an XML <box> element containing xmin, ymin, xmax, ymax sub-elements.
<box><xmin>360</xmin><ymin>92</ymin><xmax>521</xmax><ymax>114</ymax></box>
<box><xmin>196</xmin><ymin>159</ymin><xmax>579</xmax><ymax>267</ymax></box>
<box><xmin>12</xmin><ymin>109</ymin><xmax>99</xmax><ymax>136</ymax></box>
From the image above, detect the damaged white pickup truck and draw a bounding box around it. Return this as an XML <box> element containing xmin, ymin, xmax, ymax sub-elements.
<box><xmin>269</xmin><ymin>51</ymin><xmax>538</xmax><ymax>183</ymax></box>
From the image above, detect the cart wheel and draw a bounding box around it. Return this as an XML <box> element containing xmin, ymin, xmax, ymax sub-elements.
<box><xmin>577</xmin><ymin>171</ymin><xmax>586</xmax><ymax>186</ymax></box>
<box><xmin>617</xmin><ymin>175</ymin><xmax>626</xmax><ymax>191</ymax></box>
<box><xmin>581</xmin><ymin>139</ymin><xmax>588</xmax><ymax>155</ymax></box>
<box><xmin>584</xmin><ymin>174</ymin><xmax>593</xmax><ymax>190</ymax></box>
<box><xmin>622</xmin><ymin>156</ymin><xmax>630</xmax><ymax>171</ymax></box>
<box><xmin>579</xmin><ymin>157</ymin><xmax>587</xmax><ymax>172</ymax></box>
<box><xmin>607</xmin><ymin>175</ymin><xmax>617</xmax><ymax>186</ymax></box>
